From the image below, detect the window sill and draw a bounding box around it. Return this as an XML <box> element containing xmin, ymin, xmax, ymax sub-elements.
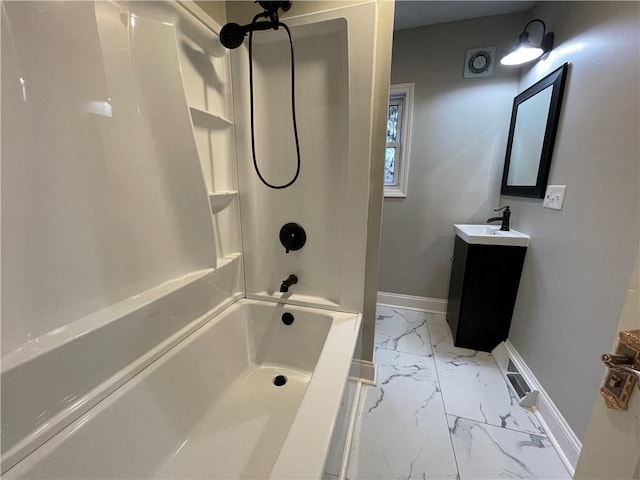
<box><xmin>384</xmin><ymin>188</ymin><xmax>407</xmax><ymax>198</ymax></box>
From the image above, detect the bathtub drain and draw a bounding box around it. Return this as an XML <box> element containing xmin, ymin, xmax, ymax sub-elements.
<box><xmin>273</xmin><ymin>375</ymin><xmax>287</xmax><ymax>387</ymax></box>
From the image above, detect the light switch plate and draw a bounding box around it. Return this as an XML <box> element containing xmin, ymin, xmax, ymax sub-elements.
<box><xmin>543</xmin><ymin>185</ymin><xmax>567</xmax><ymax>210</ymax></box>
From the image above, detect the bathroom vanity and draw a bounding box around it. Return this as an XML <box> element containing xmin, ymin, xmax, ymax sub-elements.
<box><xmin>446</xmin><ymin>225</ymin><xmax>529</xmax><ymax>352</ymax></box>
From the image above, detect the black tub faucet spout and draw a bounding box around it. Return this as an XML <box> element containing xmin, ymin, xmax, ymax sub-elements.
<box><xmin>280</xmin><ymin>274</ymin><xmax>298</xmax><ymax>293</ymax></box>
<box><xmin>487</xmin><ymin>206</ymin><xmax>511</xmax><ymax>231</ymax></box>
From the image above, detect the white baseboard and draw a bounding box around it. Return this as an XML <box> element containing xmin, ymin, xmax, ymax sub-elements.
<box><xmin>493</xmin><ymin>341</ymin><xmax>582</xmax><ymax>475</ymax></box>
<box><xmin>377</xmin><ymin>291</ymin><xmax>447</xmax><ymax>314</ymax></box>
<box><xmin>349</xmin><ymin>359</ymin><xmax>376</xmax><ymax>385</ymax></box>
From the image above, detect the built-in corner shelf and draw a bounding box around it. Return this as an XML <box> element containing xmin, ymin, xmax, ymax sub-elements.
<box><xmin>209</xmin><ymin>191</ymin><xmax>238</xmax><ymax>214</ymax></box>
<box><xmin>189</xmin><ymin>106</ymin><xmax>232</xmax><ymax>130</ymax></box>
<box><xmin>217</xmin><ymin>252</ymin><xmax>241</xmax><ymax>270</ymax></box>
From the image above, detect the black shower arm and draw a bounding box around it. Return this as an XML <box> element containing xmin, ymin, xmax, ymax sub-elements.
<box><xmin>248</xmin><ymin>10</ymin><xmax>285</xmax><ymax>32</ymax></box>
<box><xmin>247</xmin><ymin>17</ymin><xmax>277</xmax><ymax>34</ymax></box>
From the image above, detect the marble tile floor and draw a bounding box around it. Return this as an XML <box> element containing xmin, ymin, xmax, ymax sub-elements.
<box><xmin>342</xmin><ymin>305</ymin><xmax>570</xmax><ymax>480</ymax></box>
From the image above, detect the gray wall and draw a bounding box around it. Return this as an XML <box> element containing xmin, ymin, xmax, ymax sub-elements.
<box><xmin>507</xmin><ymin>1</ymin><xmax>639</xmax><ymax>441</ymax></box>
<box><xmin>378</xmin><ymin>13</ymin><xmax>525</xmax><ymax>298</ymax></box>
<box><xmin>379</xmin><ymin>1</ymin><xmax>640</xmax><ymax>442</ymax></box>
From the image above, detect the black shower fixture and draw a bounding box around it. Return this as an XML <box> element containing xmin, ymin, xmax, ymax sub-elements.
<box><xmin>219</xmin><ymin>1</ymin><xmax>301</xmax><ymax>190</ymax></box>
<box><xmin>258</xmin><ymin>1</ymin><xmax>292</xmax><ymax>18</ymax></box>
<box><xmin>279</xmin><ymin>223</ymin><xmax>306</xmax><ymax>253</ymax></box>
<box><xmin>220</xmin><ymin>1</ymin><xmax>292</xmax><ymax>50</ymax></box>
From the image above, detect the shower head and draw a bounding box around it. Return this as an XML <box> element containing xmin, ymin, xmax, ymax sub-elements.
<box><xmin>219</xmin><ymin>20</ymin><xmax>275</xmax><ymax>49</ymax></box>
<box><xmin>220</xmin><ymin>23</ymin><xmax>246</xmax><ymax>49</ymax></box>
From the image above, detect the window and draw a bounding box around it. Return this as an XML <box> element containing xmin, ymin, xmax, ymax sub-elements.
<box><xmin>385</xmin><ymin>83</ymin><xmax>413</xmax><ymax>198</ymax></box>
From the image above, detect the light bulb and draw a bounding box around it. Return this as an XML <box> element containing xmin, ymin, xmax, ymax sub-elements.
<box><xmin>500</xmin><ymin>46</ymin><xmax>544</xmax><ymax>66</ymax></box>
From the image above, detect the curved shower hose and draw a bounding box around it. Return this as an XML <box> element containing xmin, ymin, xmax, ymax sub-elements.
<box><xmin>248</xmin><ymin>15</ymin><xmax>301</xmax><ymax>190</ymax></box>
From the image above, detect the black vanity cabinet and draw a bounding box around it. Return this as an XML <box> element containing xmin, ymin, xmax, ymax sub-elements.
<box><xmin>446</xmin><ymin>235</ymin><xmax>527</xmax><ymax>352</ymax></box>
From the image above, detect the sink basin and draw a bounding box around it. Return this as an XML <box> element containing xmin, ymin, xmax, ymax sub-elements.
<box><xmin>454</xmin><ymin>224</ymin><xmax>530</xmax><ymax>247</ymax></box>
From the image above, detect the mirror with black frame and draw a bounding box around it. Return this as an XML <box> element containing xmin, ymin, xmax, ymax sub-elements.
<box><xmin>501</xmin><ymin>63</ymin><xmax>569</xmax><ymax>198</ymax></box>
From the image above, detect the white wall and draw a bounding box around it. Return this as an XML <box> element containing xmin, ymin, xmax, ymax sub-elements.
<box><xmin>1</xmin><ymin>1</ymin><xmax>216</xmax><ymax>356</ymax></box>
<box><xmin>1</xmin><ymin>4</ymin><xmax>245</xmax><ymax>468</ymax></box>
<box><xmin>362</xmin><ymin>0</ymin><xmax>394</xmax><ymax>363</ymax></box>
<box><xmin>506</xmin><ymin>1</ymin><xmax>640</xmax><ymax>441</ymax></box>
<box><xmin>227</xmin><ymin>0</ymin><xmax>394</xmax><ymax>363</ymax></box>
<box><xmin>234</xmin><ymin>19</ymin><xmax>356</xmax><ymax>309</ymax></box>
<box><xmin>195</xmin><ymin>0</ymin><xmax>226</xmax><ymax>24</ymax></box>
<box><xmin>378</xmin><ymin>13</ymin><xmax>524</xmax><ymax>298</ymax></box>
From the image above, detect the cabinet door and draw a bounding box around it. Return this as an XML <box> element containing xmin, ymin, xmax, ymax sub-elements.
<box><xmin>456</xmin><ymin>243</ymin><xmax>526</xmax><ymax>351</ymax></box>
<box><xmin>446</xmin><ymin>236</ymin><xmax>468</xmax><ymax>339</ymax></box>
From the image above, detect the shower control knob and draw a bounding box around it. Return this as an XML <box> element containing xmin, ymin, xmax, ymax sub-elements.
<box><xmin>279</xmin><ymin>223</ymin><xmax>306</xmax><ymax>253</ymax></box>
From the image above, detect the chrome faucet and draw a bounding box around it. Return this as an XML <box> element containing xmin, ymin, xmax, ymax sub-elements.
<box><xmin>487</xmin><ymin>206</ymin><xmax>511</xmax><ymax>231</ymax></box>
<box><xmin>280</xmin><ymin>274</ymin><xmax>298</xmax><ymax>293</ymax></box>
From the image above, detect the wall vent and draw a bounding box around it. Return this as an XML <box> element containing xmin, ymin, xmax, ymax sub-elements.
<box><xmin>492</xmin><ymin>342</ymin><xmax>539</xmax><ymax>408</ymax></box>
<box><xmin>506</xmin><ymin>359</ymin><xmax>538</xmax><ymax>407</ymax></box>
<box><xmin>464</xmin><ymin>46</ymin><xmax>496</xmax><ymax>78</ymax></box>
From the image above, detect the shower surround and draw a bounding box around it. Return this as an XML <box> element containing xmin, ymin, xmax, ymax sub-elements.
<box><xmin>233</xmin><ymin>6</ymin><xmax>376</xmax><ymax>313</ymax></box>
<box><xmin>1</xmin><ymin>1</ymin><xmax>384</xmax><ymax>478</ymax></box>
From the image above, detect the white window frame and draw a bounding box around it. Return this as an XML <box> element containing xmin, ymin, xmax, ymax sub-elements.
<box><xmin>384</xmin><ymin>83</ymin><xmax>414</xmax><ymax>198</ymax></box>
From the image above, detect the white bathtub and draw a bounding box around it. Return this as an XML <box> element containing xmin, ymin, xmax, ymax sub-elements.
<box><xmin>4</xmin><ymin>299</ymin><xmax>361</xmax><ymax>479</ymax></box>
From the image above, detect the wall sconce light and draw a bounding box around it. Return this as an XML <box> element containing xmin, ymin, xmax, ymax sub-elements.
<box><xmin>500</xmin><ymin>19</ymin><xmax>554</xmax><ymax>65</ymax></box>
